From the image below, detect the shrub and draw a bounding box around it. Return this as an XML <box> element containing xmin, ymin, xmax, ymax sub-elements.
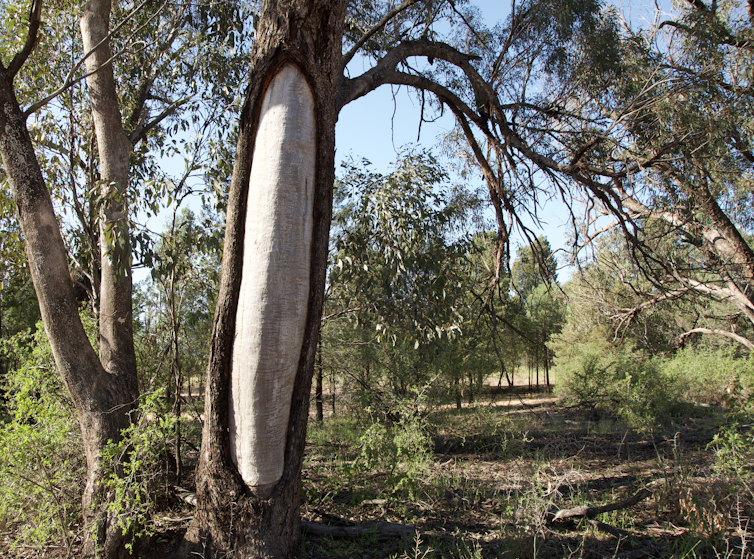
<box><xmin>99</xmin><ymin>390</ymin><xmax>176</xmax><ymax>552</ymax></box>
<box><xmin>0</xmin><ymin>327</ymin><xmax>85</xmax><ymax>552</ymax></box>
<box><xmin>555</xmin><ymin>339</ymin><xmax>676</xmax><ymax>431</ymax></box>
<box><xmin>661</xmin><ymin>347</ymin><xmax>754</xmax><ymax>408</ymax></box>
<box><xmin>355</xmin><ymin>396</ymin><xmax>432</xmax><ymax>496</ymax></box>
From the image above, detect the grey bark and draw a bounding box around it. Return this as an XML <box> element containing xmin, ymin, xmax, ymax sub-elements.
<box><xmin>79</xmin><ymin>1</ymin><xmax>140</xmax><ymax>554</ymax></box>
<box><xmin>80</xmin><ymin>0</ymin><xmax>139</xmax><ymax>393</ymax></box>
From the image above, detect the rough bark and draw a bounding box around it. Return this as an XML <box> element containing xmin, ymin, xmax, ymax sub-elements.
<box><xmin>0</xmin><ymin>67</ymin><xmax>135</xmax><ymax>559</ymax></box>
<box><xmin>190</xmin><ymin>1</ymin><xmax>346</xmax><ymax>557</ymax></box>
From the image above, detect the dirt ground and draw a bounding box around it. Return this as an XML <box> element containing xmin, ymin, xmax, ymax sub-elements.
<box><xmin>296</xmin><ymin>391</ymin><xmax>752</xmax><ymax>558</ymax></box>
<box><xmin>9</xmin><ymin>388</ymin><xmax>751</xmax><ymax>559</ymax></box>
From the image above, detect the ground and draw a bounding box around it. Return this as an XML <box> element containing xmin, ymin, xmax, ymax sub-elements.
<box><xmin>142</xmin><ymin>387</ymin><xmax>752</xmax><ymax>559</ymax></box>
<box><xmin>5</xmin><ymin>385</ymin><xmax>751</xmax><ymax>558</ymax></box>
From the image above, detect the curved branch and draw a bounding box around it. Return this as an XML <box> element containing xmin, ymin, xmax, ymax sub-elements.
<box><xmin>340</xmin><ymin>0</ymin><xmax>424</xmax><ymax>72</ymax></box>
<box><xmin>679</xmin><ymin>328</ymin><xmax>753</xmax><ymax>350</ymax></box>
<box><xmin>337</xmin><ymin>39</ymin><xmax>479</xmax><ymax>111</ymax></box>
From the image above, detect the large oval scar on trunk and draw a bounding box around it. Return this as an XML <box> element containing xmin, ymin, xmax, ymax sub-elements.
<box><xmin>229</xmin><ymin>64</ymin><xmax>316</xmax><ymax>497</ymax></box>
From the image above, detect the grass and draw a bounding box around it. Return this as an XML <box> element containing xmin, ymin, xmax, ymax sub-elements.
<box><xmin>2</xmin><ymin>385</ymin><xmax>753</xmax><ymax>558</ymax></box>
<box><xmin>300</xmin><ymin>392</ymin><xmax>754</xmax><ymax>559</ymax></box>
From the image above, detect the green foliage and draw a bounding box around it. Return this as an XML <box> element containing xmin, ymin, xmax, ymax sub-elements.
<box><xmin>661</xmin><ymin>347</ymin><xmax>754</xmax><ymax>407</ymax></box>
<box><xmin>0</xmin><ymin>325</ymin><xmax>85</xmax><ymax>551</ymax></box>
<box><xmin>323</xmin><ymin>149</ymin><xmax>491</xmax><ymax>412</ymax></box>
<box><xmin>708</xmin><ymin>422</ymin><xmax>754</xmax><ymax>476</ymax></box>
<box><xmin>331</xmin><ymin>149</ymin><xmax>472</xmax><ymax>348</ymax></box>
<box><xmin>511</xmin><ymin>237</ymin><xmax>558</xmax><ymax>303</ymax></box>
<box><xmin>554</xmin><ymin>337</ymin><xmax>675</xmax><ymax>431</ymax></box>
<box><xmin>99</xmin><ymin>390</ymin><xmax>176</xmax><ymax>551</ymax></box>
<box><xmin>354</xmin><ymin>397</ymin><xmax>432</xmax><ymax>497</ymax></box>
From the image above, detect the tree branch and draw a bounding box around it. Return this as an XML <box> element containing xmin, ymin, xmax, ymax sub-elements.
<box><xmin>548</xmin><ymin>489</ymin><xmax>651</xmax><ymax>522</ymax></box>
<box><xmin>679</xmin><ymin>328</ymin><xmax>754</xmax><ymax>350</ymax></box>
<box><xmin>340</xmin><ymin>0</ymin><xmax>424</xmax><ymax>72</ymax></box>
<box><xmin>5</xmin><ymin>0</ymin><xmax>44</xmax><ymax>80</ymax></box>
<box><xmin>128</xmin><ymin>94</ymin><xmax>193</xmax><ymax>145</ymax></box>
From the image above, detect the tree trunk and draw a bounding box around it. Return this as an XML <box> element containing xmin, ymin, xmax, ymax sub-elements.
<box><xmin>0</xmin><ymin>71</ymin><xmax>136</xmax><ymax>558</ymax></box>
<box><xmin>80</xmin><ymin>0</ymin><xmax>139</xmax><ymax>396</ymax></box>
<box><xmin>79</xmin><ymin>1</ymin><xmax>140</xmax><ymax>554</ymax></box>
<box><xmin>315</xmin><ymin>341</ymin><xmax>323</xmax><ymax>423</ymax></box>
<box><xmin>190</xmin><ymin>1</ymin><xmax>346</xmax><ymax>557</ymax></box>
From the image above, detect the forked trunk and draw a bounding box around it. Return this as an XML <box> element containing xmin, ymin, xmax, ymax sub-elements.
<box><xmin>189</xmin><ymin>1</ymin><xmax>346</xmax><ymax>557</ymax></box>
<box><xmin>0</xmin><ymin>71</ymin><xmax>136</xmax><ymax>558</ymax></box>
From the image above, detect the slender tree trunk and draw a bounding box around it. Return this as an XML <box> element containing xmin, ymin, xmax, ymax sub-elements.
<box><xmin>79</xmin><ymin>2</ymin><xmax>140</xmax><ymax>554</ymax></box>
<box><xmin>331</xmin><ymin>371</ymin><xmax>336</xmax><ymax>416</ymax></box>
<box><xmin>190</xmin><ymin>1</ymin><xmax>346</xmax><ymax>556</ymax></box>
<box><xmin>454</xmin><ymin>376</ymin><xmax>462</xmax><ymax>410</ymax></box>
<box><xmin>80</xmin><ymin>0</ymin><xmax>138</xmax><ymax>393</ymax></box>
<box><xmin>315</xmin><ymin>341</ymin><xmax>323</xmax><ymax>423</ymax></box>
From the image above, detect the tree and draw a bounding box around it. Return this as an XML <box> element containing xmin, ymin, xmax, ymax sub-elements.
<box><xmin>190</xmin><ymin>2</ymin><xmax>621</xmax><ymax>554</ymax></box>
<box><xmin>190</xmin><ymin>1</ymin><xmax>348</xmax><ymax>556</ymax></box>
<box><xmin>0</xmin><ymin>2</ymin><xmax>140</xmax><ymax>553</ymax></box>
<box><xmin>510</xmin><ymin>239</ymin><xmax>561</xmax><ymax>389</ymax></box>
<box><xmin>0</xmin><ymin>0</ymin><xmax>248</xmax><ymax>555</ymax></box>
<box><xmin>138</xmin><ymin>206</ymin><xmax>221</xmax><ymax>483</ymax></box>
<box><xmin>511</xmin><ymin>237</ymin><xmax>558</xmax><ymax>303</ymax></box>
<box><xmin>560</xmin><ymin>0</ymin><xmax>754</xmax><ymax>351</ymax></box>
<box><xmin>321</xmin><ymin>150</ymin><xmax>475</xmax><ymax>413</ymax></box>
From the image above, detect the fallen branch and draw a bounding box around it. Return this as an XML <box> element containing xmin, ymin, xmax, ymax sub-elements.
<box><xmin>173</xmin><ymin>486</ymin><xmax>197</xmax><ymax>507</ymax></box>
<box><xmin>548</xmin><ymin>488</ymin><xmax>651</xmax><ymax>523</ymax></box>
<box><xmin>301</xmin><ymin>520</ymin><xmax>415</xmax><ymax>538</ymax></box>
<box><xmin>588</xmin><ymin>519</ymin><xmax>630</xmax><ymax>538</ymax></box>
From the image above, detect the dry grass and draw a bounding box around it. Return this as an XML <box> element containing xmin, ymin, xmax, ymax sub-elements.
<box><xmin>4</xmin><ymin>389</ymin><xmax>753</xmax><ymax>559</ymax></box>
<box><xmin>300</xmin><ymin>391</ymin><xmax>754</xmax><ymax>559</ymax></box>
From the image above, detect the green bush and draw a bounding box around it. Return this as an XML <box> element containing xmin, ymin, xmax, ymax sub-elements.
<box><xmin>355</xmin><ymin>397</ymin><xmax>432</xmax><ymax>496</ymax></box>
<box><xmin>555</xmin><ymin>339</ymin><xmax>676</xmax><ymax>431</ymax></box>
<box><xmin>99</xmin><ymin>390</ymin><xmax>176</xmax><ymax>552</ymax></box>
<box><xmin>661</xmin><ymin>347</ymin><xmax>754</xmax><ymax>408</ymax></box>
<box><xmin>0</xmin><ymin>327</ymin><xmax>85</xmax><ymax>552</ymax></box>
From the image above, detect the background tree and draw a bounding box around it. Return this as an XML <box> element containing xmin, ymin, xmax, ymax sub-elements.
<box><xmin>322</xmin><ymin>150</ymin><xmax>478</xmax><ymax>414</ymax></box>
<box><xmin>554</xmin><ymin>0</ymin><xmax>754</xmax><ymax>351</ymax></box>
<box><xmin>0</xmin><ymin>0</ymin><xmax>249</xmax><ymax>554</ymax></box>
